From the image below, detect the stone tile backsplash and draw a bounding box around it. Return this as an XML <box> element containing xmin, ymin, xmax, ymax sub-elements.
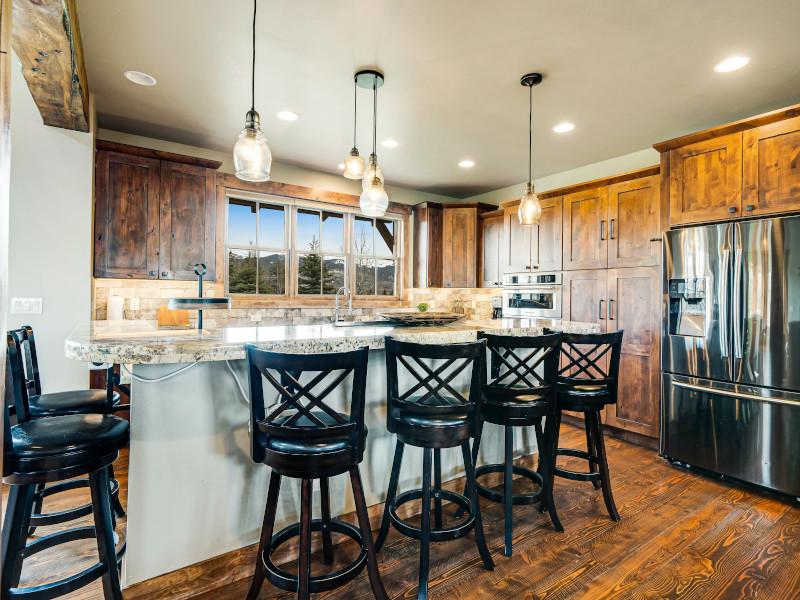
<box><xmin>93</xmin><ymin>279</ymin><xmax>501</xmax><ymax>327</ymax></box>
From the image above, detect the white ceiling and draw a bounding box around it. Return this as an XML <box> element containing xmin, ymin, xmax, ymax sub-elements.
<box><xmin>77</xmin><ymin>0</ymin><xmax>800</xmax><ymax>198</ymax></box>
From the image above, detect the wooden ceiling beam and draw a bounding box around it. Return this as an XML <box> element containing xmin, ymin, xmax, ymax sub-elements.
<box><xmin>11</xmin><ymin>0</ymin><xmax>89</xmax><ymax>132</ymax></box>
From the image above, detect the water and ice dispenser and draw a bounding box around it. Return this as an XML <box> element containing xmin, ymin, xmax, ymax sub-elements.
<box><xmin>668</xmin><ymin>278</ymin><xmax>707</xmax><ymax>337</ymax></box>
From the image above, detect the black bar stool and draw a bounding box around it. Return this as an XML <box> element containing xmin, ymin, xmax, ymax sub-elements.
<box><xmin>1</xmin><ymin>380</ymin><xmax>129</xmax><ymax>598</ymax></box>
<box><xmin>458</xmin><ymin>331</ymin><xmax>563</xmax><ymax>556</ymax></box>
<box><xmin>551</xmin><ymin>331</ymin><xmax>623</xmax><ymax>522</ymax></box>
<box><xmin>376</xmin><ymin>337</ymin><xmax>494</xmax><ymax>600</ymax></box>
<box><xmin>6</xmin><ymin>329</ymin><xmax>126</xmax><ymax>535</ymax></box>
<box><xmin>244</xmin><ymin>345</ymin><xmax>386</xmax><ymax>600</ymax></box>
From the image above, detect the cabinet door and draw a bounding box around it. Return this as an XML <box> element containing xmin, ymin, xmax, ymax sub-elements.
<box><xmin>480</xmin><ymin>213</ymin><xmax>504</xmax><ymax>288</ymax></box>
<box><xmin>531</xmin><ymin>196</ymin><xmax>563</xmax><ymax>272</ymax></box>
<box><xmin>443</xmin><ymin>207</ymin><xmax>478</xmax><ymax>288</ymax></box>
<box><xmin>743</xmin><ymin>116</ymin><xmax>800</xmax><ymax>217</ymax></box>
<box><xmin>606</xmin><ymin>267</ymin><xmax>660</xmax><ymax>437</ymax></box>
<box><xmin>413</xmin><ymin>202</ymin><xmax>443</xmax><ymax>288</ymax></box>
<box><xmin>608</xmin><ymin>175</ymin><xmax>661</xmax><ymax>268</ymax></box>
<box><xmin>159</xmin><ymin>161</ymin><xmax>216</xmax><ymax>281</ymax></box>
<box><xmin>94</xmin><ymin>150</ymin><xmax>160</xmax><ymax>279</ymax></box>
<box><xmin>503</xmin><ymin>204</ymin><xmax>532</xmax><ymax>272</ymax></box>
<box><xmin>563</xmin><ymin>187</ymin><xmax>608</xmax><ymax>270</ymax></box>
<box><xmin>669</xmin><ymin>132</ymin><xmax>743</xmax><ymax>225</ymax></box>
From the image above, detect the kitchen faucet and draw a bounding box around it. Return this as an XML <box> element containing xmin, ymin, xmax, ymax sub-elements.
<box><xmin>334</xmin><ymin>286</ymin><xmax>353</xmax><ymax>323</ymax></box>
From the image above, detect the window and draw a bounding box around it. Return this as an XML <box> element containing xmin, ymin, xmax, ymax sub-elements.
<box><xmin>225</xmin><ymin>194</ymin><xmax>401</xmax><ymax>299</ymax></box>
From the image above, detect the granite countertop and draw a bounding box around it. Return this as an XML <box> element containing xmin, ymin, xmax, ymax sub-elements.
<box><xmin>65</xmin><ymin>318</ymin><xmax>600</xmax><ymax>365</ymax></box>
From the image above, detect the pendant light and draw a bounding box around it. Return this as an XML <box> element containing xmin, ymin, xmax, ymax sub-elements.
<box><xmin>357</xmin><ymin>70</ymin><xmax>388</xmax><ymax>217</ymax></box>
<box><xmin>233</xmin><ymin>0</ymin><xmax>272</xmax><ymax>182</ymax></box>
<box><xmin>342</xmin><ymin>75</ymin><xmax>365</xmax><ymax>179</ymax></box>
<box><xmin>518</xmin><ymin>73</ymin><xmax>543</xmax><ymax>226</ymax></box>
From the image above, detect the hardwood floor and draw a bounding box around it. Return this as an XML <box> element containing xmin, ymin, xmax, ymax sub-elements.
<box><xmin>3</xmin><ymin>425</ymin><xmax>799</xmax><ymax>600</ymax></box>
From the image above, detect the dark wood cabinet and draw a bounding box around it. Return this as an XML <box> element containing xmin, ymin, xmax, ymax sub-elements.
<box><xmin>743</xmin><ymin>116</ymin><xmax>800</xmax><ymax>217</ymax></box>
<box><xmin>668</xmin><ymin>132</ymin><xmax>743</xmax><ymax>225</ymax></box>
<box><xmin>94</xmin><ymin>150</ymin><xmax>161</xmax><ymax>279</ymax></box>
<box><xmin>502</xmin><ymin>196</ymin><xmax>562</xmax><ymax>274</ymax></box>
<box><xmin>504</xmin><ymin>204</ymin><xmax>532</xmax><ymax>273</ymax></box>
<box><xmin>605</xmin><ymin>267</ymin><xmax>660</xmax><ymax>437</ymax></box>
<box><xmin>93</xmin><ymin>141</ymin><xmax>221</xmax><ymax>280</ymax></box>
<box><xmin>562</xmin><ymin>186</ymin><xmax>609</xmax><ymax>271</ymax></box>
<box><xmin>443</xmin><ymin>206</ymin><xmax>479</xmax><ymax>288</ymax></box>
<box><xmin>412</xmin><ymin>202</ymin><xmax>443</xmax><ymax>288</ymax></box>
<box><xmin>608</xmin><ymin>175</ymin><xmax>661</xmax><ymax>268</ymax></box>
<box><xmin>479</xmin><ymin>210</ymin><xmax>504</xmax><ymax>288</ymax></box>
<box><xmin>561</xmin><ymin>269</ymin><xmax>608</xmax><ymax>327</ymax></box>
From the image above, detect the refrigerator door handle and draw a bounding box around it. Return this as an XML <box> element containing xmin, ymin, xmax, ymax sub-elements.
<box><xmin>672</xmin><ymin>381</ymin><xmax>800</xmax><ymax>408</ymax></box>
<box><xmin>733</xmin><ymin>248</ymin><xmax>743</xmax><ymax>359</ymax></box>
<box><xmin>719</xmin><ymin>248</ymin><xmax>730</xmax><ymax>357</ymax></box>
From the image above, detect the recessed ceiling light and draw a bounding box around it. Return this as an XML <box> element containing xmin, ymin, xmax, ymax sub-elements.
<box><xmin>458</xmin><ymin>160</ymin><xmax>475</xmax><ymax>168</ymax></box>
<box><xmin>338</xmin><ymin>163</ymin><xmax>345</xmax><ymax>170</ymax></box>
<box><xmin>381</xmin><ymin>139</ymin><xmax>399</xmax><ymax>148</ymax></box>
<box><xmin>553</xmin><ymin>122</ymin><xmax>575</xmax><ymax>133</ymax></box>
<box><xmin>713</xmin><ymin>56</ymin><xmax>750</xmax><ymax>73</ymax></box>
<box><xmin>277</xmin><ymin>110</ymin><xmax>298</xmax><ymax>121</ymax></box>
<box><xmin>124</xmin><ymin>70</ymin><xmax>156</xmax><ymax>86</ymax></box>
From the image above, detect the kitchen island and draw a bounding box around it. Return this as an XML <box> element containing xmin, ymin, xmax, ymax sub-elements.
<box><xmin>65</xmin><ymin>318</ymin><xmax>598</xmax><ymax>587</ymax></box>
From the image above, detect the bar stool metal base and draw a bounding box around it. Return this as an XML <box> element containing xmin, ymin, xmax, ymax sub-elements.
<box><xmin>389</xmin><ymin>489</ymin><xmax>475</xmax><ymax>542</ymax></box>
<box><xmin>263</xmin><ymin>518</ymin><xmax>367</xmax><ymax>594</ymax></box>
<box><xmin>475</xmin><ymin>463</ymin><xmax>544</xmax><ymax>505</ymax></box>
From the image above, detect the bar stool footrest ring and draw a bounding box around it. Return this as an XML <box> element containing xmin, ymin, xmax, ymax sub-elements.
<box><xmin>30</xmin><ymin>477</ymin><xmax>121</xmax><ymax>527</ymax></box>
<box><xmin>475</xmin><ymin>463</ymin><xmax>544</xmax><ymax>505</ymax></box>
<box><xmin>555</xmin><ymin>448</ymin><xmax>601</xmax><ymax>482</ymax></box>
<box><xmin>263</xmin><ymin>518</ymin><xmax>367</xmax><ymax>594</ymax></box>
<box><xmin>389</xmin><ymin>488</ymin><xmax>475</xmax><ymax>542</ymax></box>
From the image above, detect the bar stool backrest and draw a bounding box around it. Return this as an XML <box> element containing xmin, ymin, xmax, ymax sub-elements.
<box><xmin>6</xmin><ymin>329</ymin><xmax>36</xmax><ymax>423</ymax></box>
<box><xmin>384</xmin><ymin>336</ymin><xmax>485</xmax><ymax>435</ymax></box>
<box><xmin>246</xmin><ymin>345</ymin><xmax>370</xmax><ymax>464</ymax></box>
<box><xmin>479</xmin><ymin>331</ymin><xmax>561</xmax><ymax>401</ymax></box>
<box><xmin>557</xmin><ymin>331</ymin><xmax>624</xmax><ymax>395</ymax></box>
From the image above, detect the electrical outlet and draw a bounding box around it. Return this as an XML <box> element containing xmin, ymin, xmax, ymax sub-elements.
<box><xmin>129</xmin><ymin>298</ymin><xmax>140</xmax><ymax>311</ymax></box>
<box><xmin>10</xmin><ymin>297</ymin><xmax>43</xmax><ymax>315</ymax></box>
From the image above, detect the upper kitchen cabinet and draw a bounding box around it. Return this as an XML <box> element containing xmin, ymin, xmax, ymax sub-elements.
<box><xmin>503</xmin><ymin>197</ymin><xmax>563</xmax><ymax>274</ymax></box>
<box><xmin>668</xmin><ymin>133</ymin><xmax>743</xmax><ymax>225</ymax></box>
<box><xmin>743</xmin><ymin>116</ymin><xmax>800</xmax><ymax>217</ymax></box>
<box><xmin>93</xmin><ymin>141</ymin><xmax>221</xmax><ymax>280</ymax></box>
<box><xmin>607</xmin><ymin>175</ymin><xmax>661</xmax><ymax>267</ymax></box>
<box><xmin>442</xmin><ymin>203</ymin><xmax>493</xmax><ymax>288</ymax></box>
<box><xmin>412</xmin><ymin>202</ymin><xmax>443</xmax><ymax>288</ymax></box>
<box><xmin>479</xmin><ymin>210</ymin><xmax>504</xmax><ymax>288</ymax></box>
<box><xmin>562</xmin><ymin>186</ymin><xmax>609</xmax><ymax>270</ymax></box>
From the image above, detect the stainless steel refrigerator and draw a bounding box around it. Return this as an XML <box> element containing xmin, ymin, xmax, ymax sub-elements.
<box><xmin>662</xmin><ymin>215</ymin><xmax>800</xmax><ymax>498</ymax></box>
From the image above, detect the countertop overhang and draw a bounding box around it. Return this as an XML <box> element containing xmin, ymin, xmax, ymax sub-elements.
<box><xmin>65</xmin><ymin>319</ymin><xmax>600</xmax><ymax>365</ymax></box>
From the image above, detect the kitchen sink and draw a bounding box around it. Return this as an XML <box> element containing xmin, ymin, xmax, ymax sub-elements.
<box><xmin>332</xmin><ymin>320</ymin><xmax>393</xmax><ymax>327</ymax></box>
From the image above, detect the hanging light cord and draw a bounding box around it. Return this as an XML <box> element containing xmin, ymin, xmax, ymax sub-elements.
<box><xmin>250</xmin><ymin>0</ymin><xmax>257</xmax><ymax>112</ymax></box>
<box><xmin>352</xmin><ymin>79</ymin><xmax>358</xmax><ymax>148</ymax></box>
<box><xmin>528</xmin><ymin>83</ymin><xmax>533</xmax><ymax>184</ymax></box>
<box><xmin>372</xmin><ymin>78</ymin><xmax>378</xmax><ymax>157</ymax></box>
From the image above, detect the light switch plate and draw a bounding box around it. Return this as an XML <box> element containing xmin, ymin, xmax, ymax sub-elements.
<box><xmin>10</xmin><ymin>297</ymin><xmax>43</xmax><ymax>315</ymax></box>
<box><xmin>129</xmin><ymin>298</ymin><xmax>140</xmax><ymax>311</ymax></box>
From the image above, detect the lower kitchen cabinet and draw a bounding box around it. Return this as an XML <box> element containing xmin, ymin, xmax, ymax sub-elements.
<box><xmin>561</xmin><ymin>266</ymin><xmax>661</xmax><ymax>437</ymax></box>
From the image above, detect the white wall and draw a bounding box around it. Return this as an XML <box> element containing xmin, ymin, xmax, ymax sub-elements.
<box><xmin>8</xmin><ymin>56</ymin><xmax>95</xmax><ymax>392</ymax></box>
<box><xmin>465</xmin><ymin>148</ymin><xmax>661</xmax><ymax>205</ymax></box>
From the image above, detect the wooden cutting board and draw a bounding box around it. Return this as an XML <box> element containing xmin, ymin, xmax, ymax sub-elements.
<box><xmin>157</xmin><ymin>305</ymin><xmax>191</xmax><ymax>329</ymax></box>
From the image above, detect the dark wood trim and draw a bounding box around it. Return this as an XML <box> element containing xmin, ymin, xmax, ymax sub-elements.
<box><xmin>218</xmin><ymin>172</ymin><xmax>413</xmax><ymax>216</ymax></box>
<box><xmin>95</xmin><ymin>140</ymin><xmax>223</xmax><ymax>170</ymax></box>
<box><xmin>0</xmin><ymin>0</ymin><xmax>11</xmax><ymax>477</ymax></box>
<box><xmin>479</xmin><ymin>208</ymin><xmax>504</xmax><ymax>219</ymax></box>
<box><xmin>11</xmin><ymin>0</ymin><xmax>89</xmax><ymax>131</ymax></box>
<box><xmin>653</xmin><ymin>103</ymin><xmax>800</xmax><ymax>153</ymax></box>
<box><xmin>441</xmin><ymin>201</ymin><xmax>498</xmax><ymax>212</ymax></box>
<box><xmin>498</xmin><ymin>166</ymin><xmax>661</xmax><ymax>209</ymax></box>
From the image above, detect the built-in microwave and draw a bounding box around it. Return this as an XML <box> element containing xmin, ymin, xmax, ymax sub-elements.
<box><xmin>502</xmin><ymin>272</ymin><xmax>562</xmax><ymax>319</ymax></box>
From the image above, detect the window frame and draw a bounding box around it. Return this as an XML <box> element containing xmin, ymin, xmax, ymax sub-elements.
<box><xmin>224</xmin><ymin>190</ymin><xmax>403</xmax><ymax>301</ymax></box>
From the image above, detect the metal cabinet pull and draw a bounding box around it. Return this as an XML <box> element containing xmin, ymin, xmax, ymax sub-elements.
<box><xmin>600</xmin><ymin>220</ymin><xmax>606</xmax><ymax>241</ymax></box>
<box><xmin>598</xmin><ymin>299</ymin><xmax>605</xmax><ymax>319</ymax></box>
<box><xmin>162</xmin><ymin>271</ymin><xmax>169</xmax><ymax>277</ymax></box>
<box><xmin>608</xmin><ymin>299</ymin><xmax>615</xmax><ymax>320</ymax></box>
<box><xmin>609</xmin><ymin>219</ymin><xmax>615</xmax><ymax>240</ymax></box>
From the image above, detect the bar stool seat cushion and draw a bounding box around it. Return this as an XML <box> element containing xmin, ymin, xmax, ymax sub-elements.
<box><xmin>10</xmin><ymin>414</ymin><xmax>129</xmax><ymax>459</ymax></box>
<box><xmin>559</xmin><ymin>383</ymin><xmax>608</xmax><ymax>395</ymax></box>
<box><xmin>28</xmin><ymin>389</ymin><xmax>121</xmax><ymax>417</ymax></box>
<box><xmin>396</xmin><ymin>395</ymin><xmax>469</xmax><ymax>427</ymax></box>
<box><xmin>265</xmin><ymin>411</ymin><xmax>366</xmax><ymax>455</ymax></box>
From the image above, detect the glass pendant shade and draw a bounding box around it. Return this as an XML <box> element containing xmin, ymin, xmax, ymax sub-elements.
<box><xmin>234</xmin><ymin>111</ymin><xmax>272</xmax><ymax>182</ymax></box>
<box><xmin>360</xmin><ymin>176</ymin><xmax>389</xmax><ymax>217</ymax></box>
<box><xmin>343</xmin><ymin>149</ymin><xmax>365</xmax><ymax>179</ymax></box>
<box><xmin>362</xmin><ymin>154</ymin><xmax>384</xmax><ymax>190</ymax></box>
<box><xmin>518</xmin><ymin>182</ymin><xmax>542</xmax><ymax>226</ymax></box>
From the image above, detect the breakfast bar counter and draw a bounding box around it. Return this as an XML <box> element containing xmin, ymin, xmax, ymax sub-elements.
<box><xmin>65</xmin><ymin>318</ymin><xmax>598</xmax><ymax>587</ymax></box>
